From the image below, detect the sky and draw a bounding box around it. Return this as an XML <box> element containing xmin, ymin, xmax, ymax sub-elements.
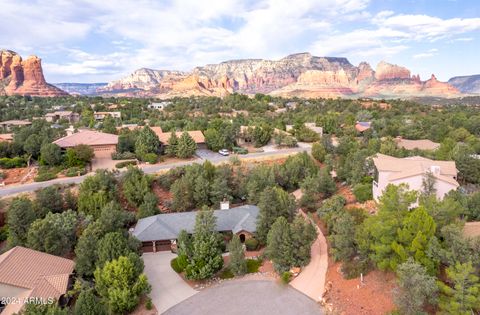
<box><xmin>1</xmin><ymin>0</ymin><xmax>479</xmax><ymax>83</ymax></box>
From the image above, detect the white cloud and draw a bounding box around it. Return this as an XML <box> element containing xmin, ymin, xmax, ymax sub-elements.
<box><xmin>413</xmin><ymin>48</ymin><xmax>438</xmax><ymax>59</ymax></box>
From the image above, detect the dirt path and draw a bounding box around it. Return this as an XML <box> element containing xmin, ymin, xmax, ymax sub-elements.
<box><xmin>290</xmin><ymin>209</ymin><xmax>328</xmax><ymax>302</ymax></box>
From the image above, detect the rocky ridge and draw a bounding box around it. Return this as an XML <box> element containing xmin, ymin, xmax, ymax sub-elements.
<box><xmin>448</xmin><ymin>74</ymin><xmax>480</xmax><ymax>94</ymax></box>
<box><xmin>0</xmin><ymin>50</ymin><xmax>67</xmax><ymax>97</ymax></box>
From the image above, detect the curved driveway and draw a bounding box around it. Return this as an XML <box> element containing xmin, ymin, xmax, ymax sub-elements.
<box><xmin>0</xmin><ymin>147</ymin><xmax>310</xmax><ymax>197</ymax></box>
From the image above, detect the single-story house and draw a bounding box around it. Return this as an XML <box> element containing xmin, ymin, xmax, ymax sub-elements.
<box><xmin>0</xmin><ymin>120</ymin><xmax>31</xmax><ymax>132</ymax></box>
<box><xmin>132</xmin><ymin>204</ymin><xmax>259</xmax><ymax>252</ymax></box>
<box><xmin>463</xmin><ymin>222</ymin><xmax>480</xmax><ymax>239</ymax></box>
<box><xmin>148</xmin><ymin>102</ymin><xmax>172</xmax><ymax>110</ymax></box>
<box><xmin>53</xmin><ymin>129</ymin><xmax>119</xmax><ymax>157</ymax></box>
<box><xmin>0</xmin><ymin>247</ymin><xmax>75</xmax><ymax>315</ymax></box>
<box><xmin>44</xmin><ymin>111</ymin><xmax>80</xmax><ymax>123</ymax></box>
<box><xmin>151</xmin><ymin>127</ymin><xmax>206</xmax><ymax>148</ymax></box>
<box><xmin>355</xmin><ymin>121</ymin><xmax>372</xmax><ymax>132</ymax></box>
<box><xmin>93</xmin><ymin>111</ymin><xmax>121</xmax><ymax>120</ymax></box>
<box><xmin>372</xmin><ymin>153</ymin><xmax>458</xmax><ymax>202</ymax></box>
<box><xmin>395</xmin><ymin>137</ymin><xmax>440</xmax><ymax>151</ymax></box>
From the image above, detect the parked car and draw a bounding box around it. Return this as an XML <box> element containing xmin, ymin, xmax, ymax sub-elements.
<box><xmin>218</xmin><ymin>149</ymin><xmax>230</xmax><ymax>156</ymax></box>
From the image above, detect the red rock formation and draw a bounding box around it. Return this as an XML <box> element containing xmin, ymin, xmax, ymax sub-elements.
<box><xmin>375</xmin><ymin>61</ymin><xmax>410</xmax><ymax>81</ymax></box>
<box><xmin>0</xmin><ymin>50</ymin><xmax>67</xmax><ymax>97</ymax></box>
<box><xmin>422</xmin><ymin>74</ymin><xmax>460</xmax><ymax>96</ymax></box>
<box><xmin>356</xmin><ymin>62</ymin><xmax>375</xmax><ymax>83</ymax></box>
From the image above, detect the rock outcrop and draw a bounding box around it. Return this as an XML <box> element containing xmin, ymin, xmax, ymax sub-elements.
<box><xmin>100</xmin><ymin>53</ymin><xmax>461</xmax><ymax>99</ymax></box>
<box><xmin>448</xmin><ymin>74</ymin><xmax>480</xmax><ymax>94</ymax></box>
<box><xmin>0</xmin><ymin>50</ymin><xmax>67</xmax><ymax>96</ymax></box>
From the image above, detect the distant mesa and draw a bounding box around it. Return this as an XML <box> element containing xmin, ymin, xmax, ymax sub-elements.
<box><xmin>0</xmin><ymin>50</ymin><xmax>68</xmax><ymax>97</ymax></box>
<box><xmin>448</xmin><ymin>74</ymin><xmax>480</xmax><ymax>94</ymax></box>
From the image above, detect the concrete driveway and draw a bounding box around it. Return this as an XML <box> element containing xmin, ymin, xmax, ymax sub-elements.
<box><xmin>143</xmin><ymin>252</ymin><xmax>197</xmax><ymax>314</ymax></box>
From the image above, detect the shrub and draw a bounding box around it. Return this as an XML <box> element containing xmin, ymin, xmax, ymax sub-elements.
<box><xmin>246</xmin><ymin>259</ymin><xmax>262</xmax><ymax>273</ymax></box>
<box><xmin>233</xmin><ymin>147</ymin><xmax>248</xmax><ymax>154</ymax></box>
<box><xmin>171</xmin><ymin>257</ymin><xmax>184</xmax><ymax>273</ymax></box>
<box><xmin>0</xmin><ymin>157</ymin><xmax>26</xmax><ymax>169</ymax></box>
<box><xmin>145</xmin><ymin>298</ymin><xmax>153</xmax><ymax>310</ymax></box>
<box><xmin>111</xmin><ymin>151</ymin><xmax>137</xmax><ymax>160</ymax></box>
<box><xmin>65</xmin><ymin>167</ymin><xmax>86</xmax><ymax>177</ymax></box>
<box><xmin>245</xmin><ymin>238</ymin><xmax>259</xmax><ymax>251</ymax></box>
<box><xmin>34</xmin><ymin>169</ymin><xmax>58</xmax><ymax>182</ymax></box>
<box><xmin>219</xmin><ymin>268</ymin><xmax>235</xmax><ymax>279</ymax></box>
<box><xmin>341</xmin><ymin>259</ymin><xmax>371</xmax><ymax>279</ymax></box>
<box><xmin>229</xmin><ymin>155</ymin><xmax>241</xmax><ymax>165</ymax></box>
<box><xmin>176</xmin><ymin>254</ymin><xmax>189</xmax><ymax>271</ymax></box>
<box><xmin>143</xmin><ymin>153</ymin><xmax>158</xmax><ymax>164</ymax></box>
<box><xmin>0</xmin><ymin>225</ymin><xmax>8</xmax><ymax>242</ymax></box>
<box><xmin>281</xmin><ymin>271</ymin><xmax>291</xmax><ymax>284</ymax></box>
<box><xmin>115</xmin><ymin>160</ymin><xmax>137</xmax><ymax>169</ymax></box>
<box><xmin>353</xmin><ymin>183</ymin><xmax>373</xmax><ymax>202</ymax></box>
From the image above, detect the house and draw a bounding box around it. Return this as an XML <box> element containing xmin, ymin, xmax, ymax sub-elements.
<box><xmin>0</xmin><ymin>247</ymin><xmax>74</xmax><ymax>315</ymax></box>
<box><xmin>53</xmin><ymin>130</ymin><xmax>118</xmax><ymax>157</ymax></box>
<box><xmin>462</xmin><ymin>222</ymin><xmax>480</xmax><ymax>239</ymax></box>
<box><xmin>148</xmin><ymin>102</ymin><xmax>172</xmax><ymax>110</ymax></box>
<box><xmin>151</xmin><ymin>127</ymin><xmax>206</xmax><ymax>148</ymax></box>
<box><xmin>116</xmin><ymin>124</ymin><xmax>140</xmax><ymax>131</ymax></box>
<box><xmin>372</xmin><ymin>153</ymin><xmax>458</xmax><ymax>202</ymax></box>
<box><xmin>395</xmin><ymin>137</ymin><xmax>440</xmax><ymax>151</ymax></box>
<box><xmin>285</xmin><ymin>123</ymin><xmax>323</xmax><ymax>137</ymax></box>
<box><xmin>0</xmin><ymin>120</ymin><xmax>31</xmax><ymax>131</ymax></box>
<box><xmin>93</xmin><ymin>111</ymin><xmax>121</xmax><ymax>120</ymax></box>
<box><xmin>355</xmin><ymin>121</ymin><xmax>372</xmax><ymax>132</ymax></box>
<box><xmin>132</xmin><ymin>204</ymin><xmax>259</xmax><ymax>252</ymax></box>
<box><xmin>0</xmin><ymin>134</ymin><xmax>13</xmax><ymax>142</ymax></box>
<box><xmin>44</xmin><ymin>111</ymin><xmax>80</xmax><ymax>123</ymax></box>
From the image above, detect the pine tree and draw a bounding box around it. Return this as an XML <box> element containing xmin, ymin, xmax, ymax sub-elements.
<box><xmin>193</xmin><ymin>174</ymin><xmax>210</xmax><ymax>207</ymax></box>
<box><xmin>176</xmin><ymin>131</ymin><xmax>197</xmax><ymax>158</ymax></box>
<box><xmin>7</xmin><ymin>197</ymin><xmax>36</xmax><ymax>247</ymax></box>
<box><xmin>74</xmin><ymin>289</ymin><xmax>107</xmax><ymax>315</ymax></box>
<box><xmin>135</xmin><ymin>125</ymin><xmax>160</xmax><ymax>159</ymax></box>
<box><xmin>228</xmin><ymin>234</ymin><xmax>247</xmax><ymax>276</ymax></box>
<box><xmin>185</xmin><ymin>207</ymin><xmax>223</xmax><ymax>280</ymax></box>
<box><xmin>165</xmin><ymin>132</ymin><xmax>179</xmax><ymax>157</ymax></box>
<box><xmin>137</xmin><ymin>192</ymin><xmax>159</xmax><ymax>219</ymax></box>
<box><xmin>266</xmin><ymin>216</ymin><xmax>293</xmax><ymax>273</ymax></box>
<box><xmin>290</xmin><ymin>216</ymin><xmax>317</xmax><ymax>267</ymax></box>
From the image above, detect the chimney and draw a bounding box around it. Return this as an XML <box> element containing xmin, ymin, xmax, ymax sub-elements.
<box><xmin>220</xmin><ymin>198</ymin><xmax>230</xmax><ymax>210</ymax></box>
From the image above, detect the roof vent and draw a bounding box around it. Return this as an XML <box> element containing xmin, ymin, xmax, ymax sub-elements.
<box><xmin>220</xmin><ymin>198</ymin><xmax>230</xmax><ymax>210</ymax></box>
<box><xmin>430</xmin><ymin>165</ymin><xmax>441</xmax><ymax>175</ymax></box>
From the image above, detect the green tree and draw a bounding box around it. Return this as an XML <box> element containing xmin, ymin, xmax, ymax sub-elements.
<box><xmin>75</xmin><ymin>222</ymin><xmax>104</xmax><ymax>277</ymax></box>
<box><xmin>256</xmin><ymin>187</ymin><xmax>296</xmax><ymax>243</ymax></box>
<box><xmin>165</xmin><ymin>132</ymin><xmax>179</xmax><ymax>157</ymax></box>
<box><xmin>171</xmin><ymin>176</ymin><xmax>195</xmax><ymax>212</ymax></box>
<box><xmin>40</xmin><ymin>143</ymin><xmax>62</xmax><ymax>166</ymax></box>
<box><xmin>74</xmin><ymin>289</ymin><xmax>107</xmax><ymax>315</ymax></box>
<box><xmin>329</xmin><ymin>210</ymin><xmax>357</xmax><ymax>261</ymax></box>
<box><xmin>266</xmin><ymin>217</ymin><xmax>293</xmax><ymax>273</ymax></box>
<box><xmin>96</xmin><ymin>232</ymin><xmax>137</xmax><ymax>268</ymax></box>
<box><xmin>122</xmin><ymin>166</ymin><xmax>151</xmax><ymax>207</ymax></box>
<box><xmin>27</xmin><ymin>210</ymin><xmax>77</xmax><ymax>256</ymax></box>
<box><xmin>176</xmin><ymin>131</ymin><xmax>197</xmax><ymax>158</ymax></box>
<box><xmin>438</xmin><ymin>262</ymin><xmax>480</xmax><ymax>315</ymax></box>
<box><xmin>35</xmin><ymin>185</ymin><xmax>65</xmax><ymax>216</ymax></box>
<box><xmin>73</xmin><ymin>144</ymin><xmax>94</xmax><ymax>164</ymax></box>
<box><xmin>227</xmin><ymin>234</ymin><xmax>247</xmax><ymax>276</ymax></box>
<box><xmin>23</xmin><ymin>134</ymin><xmax>42</xmax><ymax>158</ymax></box>
<box><xmin>102</xmin><ymin>114</ymin><xmax>117</xmax><ymax>134</ymax></box>
<box><xmin>245</xmin><ymin>165</ymin><xmax>276</xmax><ymax>204</ymax></box>
<box><xmin>135</xmin><ymin>126</ymin><xmax>160</xmax><ymax>160</ymax></box>
<box><xmin>78</xmin><ymin>170</ymin><xmax>117</xmax><ymax>219</ymax></box>
<box><xmin>394</xmin><ymin>258</ymin><xmax>438</xmax><ymax>315</ymax></box>
<box><xmin>137</xmin><ymin>192</ymin><xmax>159</xmax><ymax>219</ymax></box>
<box><xmin>311</xmin><ymin>142</ymin><xmax>327</xmax><ymax>162</ymax></box>
<box><xmin>185</xmin><ymin>208</ymin><xmax>223</xmax><ymax>280</ymax></box>
<box><xmin>7</xmin><ymin>197</ymin><xmax>36</xmax><ymax>247</ymax></box>
<box><xmin>290</xmin><ymin>216</ymin><xmax>317</xmax><ymax>267</ymax></box>
<box><xmin>94</xmin><ymin>255</ymin><xmax>150</xmax><ymax>314</ymax></box>
<box><xmin>251</xmin><ymin>123</ymin><xmax>273</xmax><ymax>147</ymax></box>
<box><xmin>21</xmin><ymin>303</ymin><xmax>68</xmax><ymax>315</ymax></box>
<box><xmin>193</xmin><ymin>174</ymin><xmax>210</xmax><ymax>207</ymax></box>
<box><xmin>317</xmin><ymin>168</ymin><xmax>336</xmax><ymax>197</ymax></box>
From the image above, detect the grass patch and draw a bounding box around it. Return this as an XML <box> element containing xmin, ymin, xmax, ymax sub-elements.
<box><xmin>219</xmin><ymin>268</ymin><xmax>235</xmax><ymax>279</ymax></box>
<box><xmin>246</xmin><ymin>259</ymin><xmax>262</xmax><ymax>273</ymax></box>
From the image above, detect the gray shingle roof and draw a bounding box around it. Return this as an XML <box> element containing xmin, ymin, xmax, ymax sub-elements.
<box><xmin>133</xmin><ymin>205</ymin><xmax>259</xmax><ymax>242</ymax></box>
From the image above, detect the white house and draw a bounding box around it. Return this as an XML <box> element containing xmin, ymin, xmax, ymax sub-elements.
<box><xmin>148</xmin><ymin>102</ymin><xmax>172</xmax><ymax>110</ymax></box>
<box><xmin>372</xmin><ymin>153</ymin><xmax>459</xmax><ymax>201</ymax></box>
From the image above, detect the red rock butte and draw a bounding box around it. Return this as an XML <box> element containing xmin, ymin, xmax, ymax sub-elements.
<box><xmin>0</xmin><ymin>50</ymin><xmax>67</xmax><ymax>97</ymax></box>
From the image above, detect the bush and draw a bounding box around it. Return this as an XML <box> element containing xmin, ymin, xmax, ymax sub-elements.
<box><xmin>34</xmin><ymin>169</ymin><xmax>58</xmax><ymax>182</ymax></box>
<box><xmin>171</xmin><ymin>257</ymin><xmax>184</xmax><ymax>273</ymax></box>
<box><xmin>246</xmin><ymin>259</ymin><xmax>262</xmax><ymax>273</ymax></box>
<box><xmin>143</xmin><ymin>153</ymin><xmax>158</xmax><ymax>164</ymax></box>
<box><xmin>0</xmin><ymin>157</ymin><xmax>26</xmax><ymax>169</ymax></box>
<box><xmin>115</xmin><ymin>160</ymin><xmax>137</xmax><ymax>169</ymax></box>
<box><xmin>219</xmin><ymin>268</ymin><xmax>235</xmax><ymax>279</ymax></box>
<box><xmin>0</xmin><ymin>225</ymin><xmax>8</xmax><ymax>242</ymax></box>
<box><xmin>341</xmin><ymin>259</ymin><xmax>371</xmax><ymax>279</ymax></box>
<box><xmin>145</xmin><ymin>298</ymin><xmax>153</xmax><ymax>310</ymax></box>
<box><xmin>281</xmin><ymin>271</ymin><xmax>291</xmax><ymax>284</ymax></box>
<box><xmin>245</xmin><ymin>238</ymin><xmax>259</xmax><ymax>251</ymax></box>
<box><xmin>65</xmin><ymin>167</ymin><xmax>86</xmax><ymax>177</ymax></box>
<box><xmin>229</xmin><ymin>155</ymin><xmax>241</xmax><ymax>165</ymax></box>
<box><xmin>111</xmin><ymin>151</ymin><xmax>137</xmax><ymax>160</ymax></box>
<box><xmin>232</xmin><ymin>147</ymin><xmax>248</xmax><ymax>154</ymax></box>
<box><xmin>176</xmin><ymin>254</ymin><xmax>189</xmax><ymax>271</ymax></box>
<box><xmin>353</xmin><ymin>183</ymin><xmax>373</xmax><ymax>202</ymax></box>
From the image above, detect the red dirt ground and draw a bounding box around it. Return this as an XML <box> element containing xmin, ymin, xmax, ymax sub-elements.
<box><xmin>152</xmin><ymin>182</ymin><xmax>173</xmax><ymax>213</ymax></box>
<box><xmin>324</xmin><ymin>260</ymin><xmax>397</xmax><ymax>315</ymax></box>
<box><xmin>337</xmin><ymin>184</ymin><xmax>356</xmax><ymax>204</ymax></box>
<box><xmin>1</xmin><ymin>167</ymin><xmax>36</xmax><ymax>185</ymax></box>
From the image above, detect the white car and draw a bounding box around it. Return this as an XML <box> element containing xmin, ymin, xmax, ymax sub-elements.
<box><xmin>218</xmin><ymin>149</ymin><xmax>230</xmax><ymax>156</ymax></box>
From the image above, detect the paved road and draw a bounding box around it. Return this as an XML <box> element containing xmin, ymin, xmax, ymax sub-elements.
<box><xmin>164</xmin><ymin>280</ymin><xmax>322</xmax><ymax>315</ymax></box>
<box><xmin>0</xmin><ymin>147</ymin><xmax>310</xmax><ymax>197</ymax></box>
<box><xmin>143</xmin><ymin>252</ymin><xmax>198</xmax><ymax>314</ymax></box>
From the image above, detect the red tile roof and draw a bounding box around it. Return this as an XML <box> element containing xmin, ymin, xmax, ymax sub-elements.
<box><xmin>53</xmin><ymin>130</ymin><xmax>118</xmax><ymax>148</ymax></box>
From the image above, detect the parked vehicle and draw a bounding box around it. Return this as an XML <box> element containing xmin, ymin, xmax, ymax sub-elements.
<box><xmin>218</xmin><ymin>149</ymin><xmax>230</xmax><ymax>156</ymax></box>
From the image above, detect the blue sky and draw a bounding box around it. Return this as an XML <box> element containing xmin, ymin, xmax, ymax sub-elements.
<box><xmin>1</xmin><ymin>0</ymin><xmax>479</xmax><ymax>83</ymax></box>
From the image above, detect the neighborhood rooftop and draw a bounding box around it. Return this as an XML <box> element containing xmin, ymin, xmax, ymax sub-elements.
<box><xmin>53</xmin><ymin>129</ymin><xmax>119</xmax><ymax>148</ymax></box>
<box><xmin>372</xmin><ymin>153</ymin><xmax>458</xmax><ymax>186</ymax></box>
<box><xmin>154</xmin><ymin>130</ymin><xmax>205</xmax><ymax>144</ymax></box>
<box><xmin>133</xmin><ymin>205</ymin><xmax>259</xmax><ymax>242</ymax></box>
<box><xmin>395</xmin><ymin>138</ymin><xmax>440</xmax><ymax>151</ymax></box>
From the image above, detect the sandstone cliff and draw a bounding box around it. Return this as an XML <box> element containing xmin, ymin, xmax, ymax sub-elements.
<box><xmin>448</xmin><ymin>74</ymin><xmax>480</xmax><ymax>94</ymax></box>
<box><xmin>100</xmin><ymin>53</ymin><xmax>460</xmax><ymax>99</ymax></box>
<box><xmin>0</xmin><ymin>50</ymin><xmax>67</xmax><ymax>96</ymax></box>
